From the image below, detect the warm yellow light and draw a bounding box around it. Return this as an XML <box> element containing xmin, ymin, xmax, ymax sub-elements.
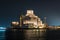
<box><xmin>39</xmin><ymin>27</ymin><xmax>44</xmax><ymax>28</ymax></box>
<box><xmin>12</xmin><ymin>22</ymin><xmax>19</xmax><ymax>25</ymax></box>
<box><xmin>57</xmin><ymin>27</ymin><xmax>60</xmax><ymax>28</ymax></box>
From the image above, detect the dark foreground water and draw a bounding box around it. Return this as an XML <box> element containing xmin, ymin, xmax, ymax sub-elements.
<box><xmin>0</xmin><ymin>28</ymin><xmax>60</xmax><ymax>40</ymax></box>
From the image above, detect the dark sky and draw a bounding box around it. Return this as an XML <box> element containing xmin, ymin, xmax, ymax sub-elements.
<box><xmin>0</xmin><ymin>0</ymin><xmax>60</xmax><ymax>27</ymax></box>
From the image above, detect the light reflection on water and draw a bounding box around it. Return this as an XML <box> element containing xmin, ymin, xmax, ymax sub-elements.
<box><xmin>1</xmin><ymin>28</ymin><xmax>60</xmax><ymax>40</ymax></box>
<box><xmin>0</xmin><ymin>28</ymin><xmax>47</xmax><ymax>40</ymax></box>
<box><xmin>24</xmin><ymin>29</ymin><xmax>47</xmax><ymax>40</ymax></box>
<box><xmin>0</xmin><ymin>31</ymin><xmax>5</xmax><ymax>40</ymax></box>
<box><xmin>0</xmin><ymin>27</ymin><xmax>6</xmax><ymax>40</ymax></box>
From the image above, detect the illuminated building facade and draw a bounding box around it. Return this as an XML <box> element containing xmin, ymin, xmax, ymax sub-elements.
<box><xmin>20</xmin><ymin>10</ymin><xmax>45</xmax><ymax>28</ymax></box>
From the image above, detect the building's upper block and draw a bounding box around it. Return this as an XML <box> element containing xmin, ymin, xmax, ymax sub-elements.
<box><xmin>26</xmin><ymin>10</ymin><xmax>34</xmax><ymax>16</ymax></box>
<box><xmin>27</xmin><ymin>10</ymin><xmax>34</xmax><ymax>14</ymax></box>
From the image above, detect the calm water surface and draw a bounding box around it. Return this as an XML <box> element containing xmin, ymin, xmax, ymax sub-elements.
<box><xmin>0</xmin><ymin>28</ymin><xmax>60</xmax><ymax>40</ymax></box>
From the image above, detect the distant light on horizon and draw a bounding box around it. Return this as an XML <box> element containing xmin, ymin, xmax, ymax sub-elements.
<box><xmin>0</xmin><ymin>27</ymin><xmax>6</xmax><ymax>31</ymax></box>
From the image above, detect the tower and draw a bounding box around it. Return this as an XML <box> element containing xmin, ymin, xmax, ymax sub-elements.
<box><xmin>20</xmin><ymin>15</ymin><xmax>23</xmax><ymax>27</ymax></box>
<box><xmin>44</xmin><ymin>17</ymin><xmax>47</xmax><ymax>28</ymax></box>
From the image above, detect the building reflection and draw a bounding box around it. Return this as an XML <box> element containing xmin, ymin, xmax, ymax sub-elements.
<box><xmin>24</xmin><ymin>28</ymin><xmax>46</xmax><ymax>40</ymax></box>
<box><xmin>5</xmin><ymin>28</ymin><xmax>47</xmax><ymax>40</ymax></box>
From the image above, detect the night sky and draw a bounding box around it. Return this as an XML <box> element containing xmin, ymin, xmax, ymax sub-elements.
<box><xmin>0</xmin><ymin>0</ymin><xmax>60</xmax><ymax>27</ymax></box>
